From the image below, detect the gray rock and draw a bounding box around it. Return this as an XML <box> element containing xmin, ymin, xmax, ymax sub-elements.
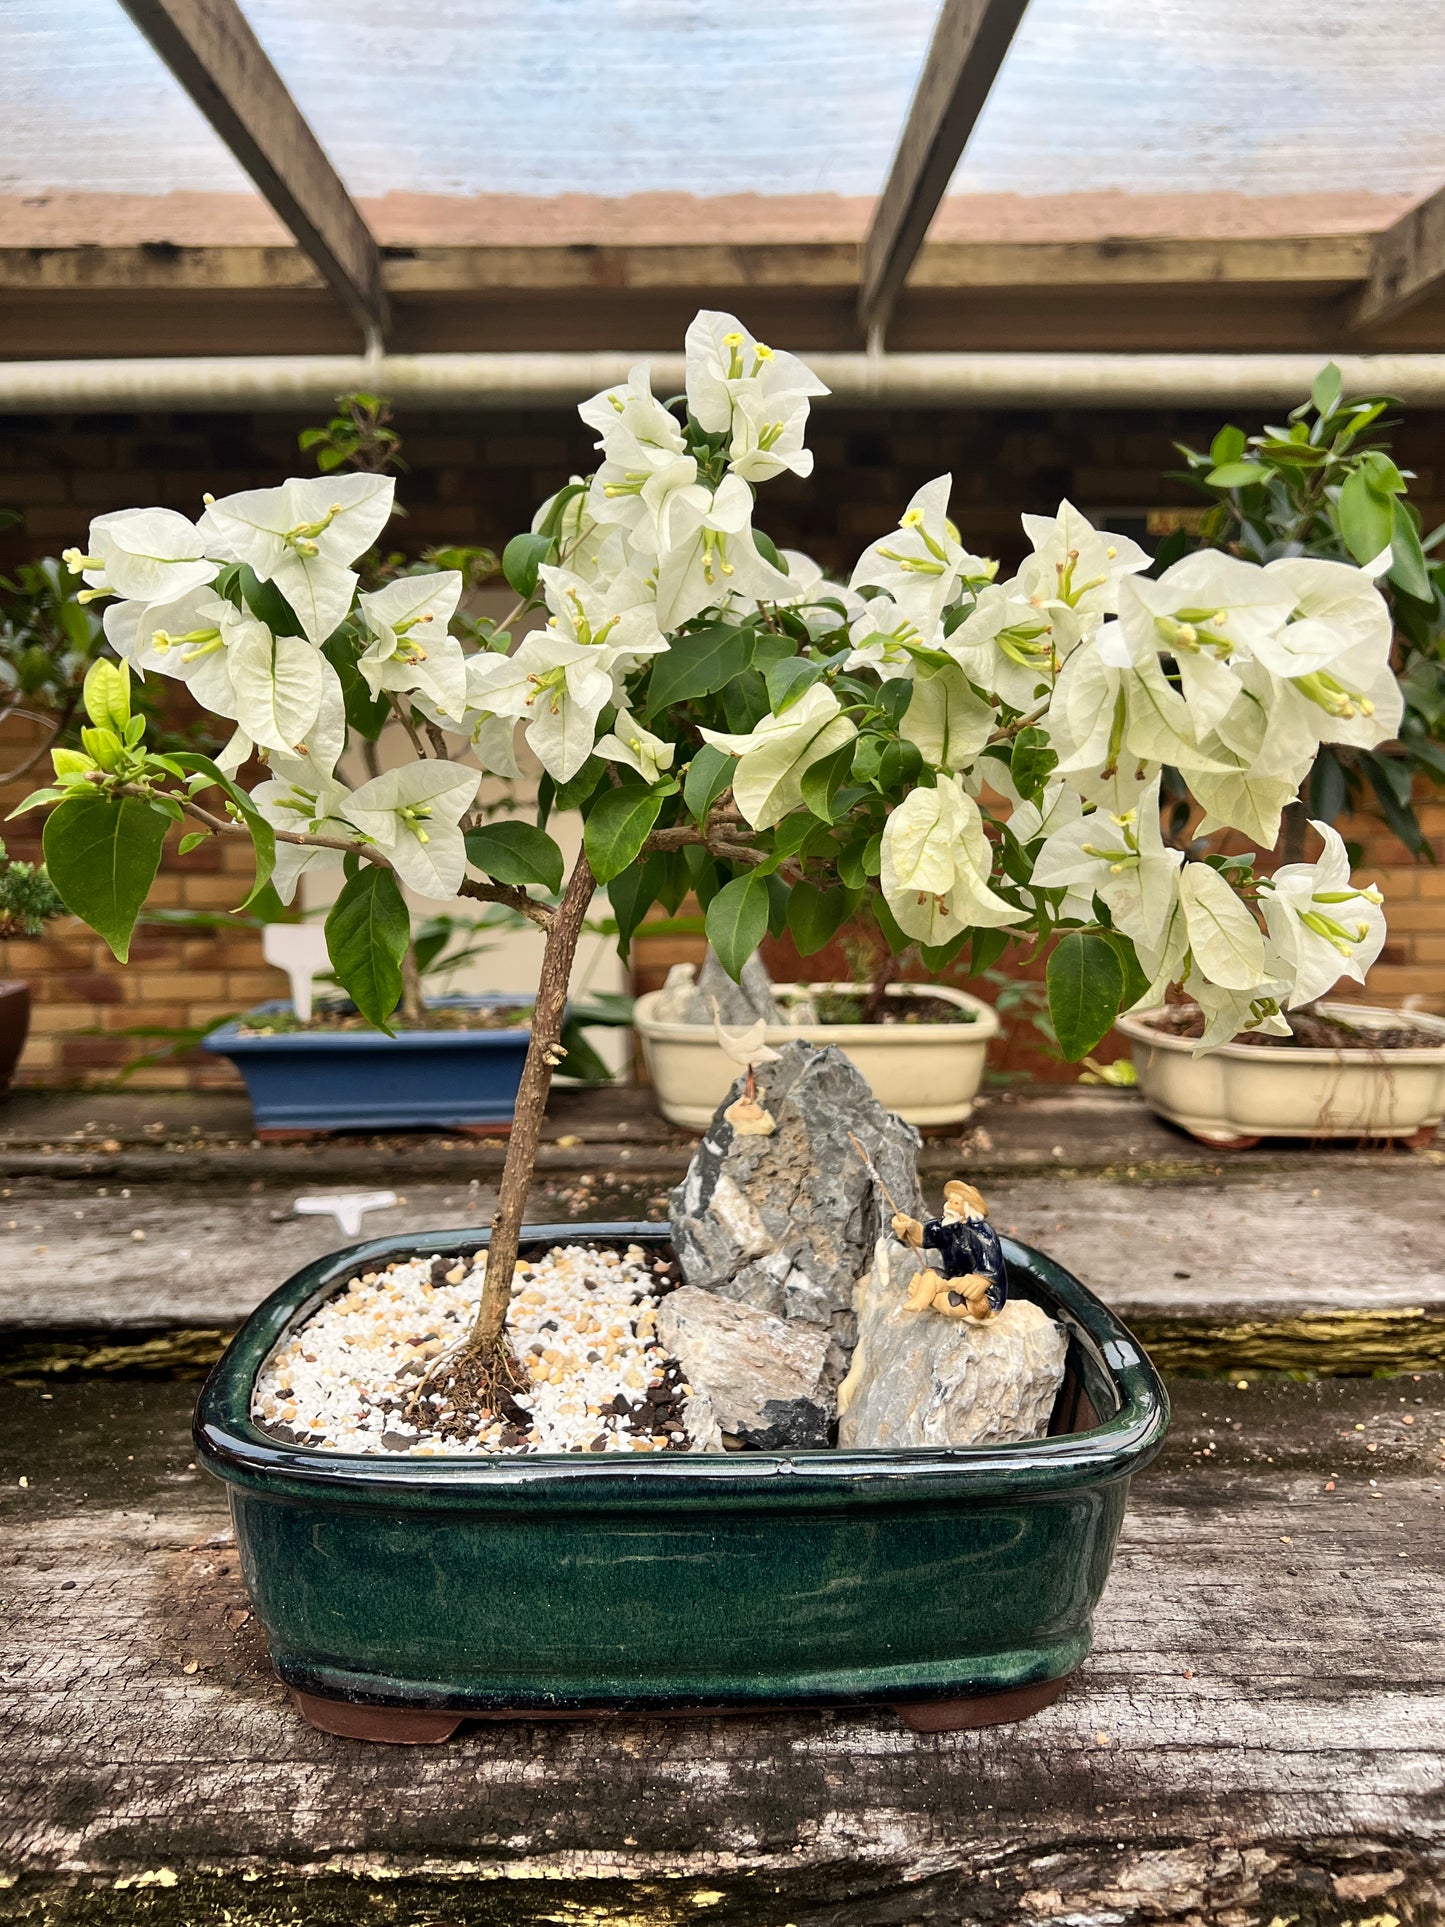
<box><xmin>657</xmin><ymin>1285</ymin><xmax>832</xmax><ymax>1449</ymax></box>
<box><xmin>837</xmin><ymin>1238</ymin><xmax>1069</xmax><ymax>1450</ymax></box>
<box><xmin>668</xmin><ymin>1041</ymin><xmax>924</xmax><ymax>1376</ymax></box>
<box><xmin>682</xmin><ymin>947</ymin><xmax>780</xmax><ymax>1027</ymax></box>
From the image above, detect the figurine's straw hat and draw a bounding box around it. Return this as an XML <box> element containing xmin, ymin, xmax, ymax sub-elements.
<box><xmin>943</xmin><ymin>1178</ymin><xmax>988</xmax><ymax>1218</ymax></box>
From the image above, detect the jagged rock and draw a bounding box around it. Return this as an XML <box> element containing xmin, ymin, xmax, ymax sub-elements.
<box><xmin>683</xmin><ymin>947</ymin><xmax>781</xmax><ymax>1027</ymax></box>
<box><xmin>837</xmin><ymin>1237</ymin><xmax>1068</xmax><ymax>1450</ymax></box>
<box><xmin>668</xmin><ymin>1041</ymin><xmax>924</xmax><ymax>1384</ymax></box>
<box><xmin>651</xmin><ymin>961</ymin><xmax>699</xmax><ymax>1022</ymax></box>
<box><xmin>657</xmin><ymin>1286</ymin><xmax>832</xmax><ymax>1449</ymax></box>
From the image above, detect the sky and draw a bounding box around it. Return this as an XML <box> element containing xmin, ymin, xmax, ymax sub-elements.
<box><xmin>7</xmin><ymin>0</ymin><xmax>1445</xmax><ymax>205</ymax></box>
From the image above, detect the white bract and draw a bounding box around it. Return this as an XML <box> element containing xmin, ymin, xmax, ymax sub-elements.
<box><xmin>61</xmin><ymin>313</ymin><xmax>1404</xmax><ymax>1053</ymax></box>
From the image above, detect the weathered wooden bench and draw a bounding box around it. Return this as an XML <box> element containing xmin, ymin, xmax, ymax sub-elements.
<box><xmin>1</xmin><ymin>1090</ymin><xmax>1442</xmax><ymax>1923</ymax></box>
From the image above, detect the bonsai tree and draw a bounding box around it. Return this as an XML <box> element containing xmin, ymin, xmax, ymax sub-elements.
<box><xmin>1172</xmin><ymin>364</ymin><xmax>1445</xmax><ymax>860</ymax></box>
<box><xmin>16</xmin><ymin>311</ymin><xmax>1403</xmax><ymax>1388</ymax></box>
<box><xmin>0</xmin><ymin>836</ymin><xmax>62</xmax><ymax>939</ymax></box>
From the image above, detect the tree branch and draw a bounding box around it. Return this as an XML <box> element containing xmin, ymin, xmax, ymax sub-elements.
<box><xmin>458</xmin><ymin>874</ymin><xmax>554</xmax><ymax>928</ymax></box>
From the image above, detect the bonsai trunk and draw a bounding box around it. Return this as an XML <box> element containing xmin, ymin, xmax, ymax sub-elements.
<box><xmin>470</xmin><ymin>854</ymin><xmax>598</xmax><ymax>1358</ymax></box>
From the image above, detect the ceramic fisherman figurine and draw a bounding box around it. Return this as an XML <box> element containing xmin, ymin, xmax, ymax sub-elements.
<box><xmin>892</xmin><ymin>1180</ymin><xmax>1009</xmax><ymax>1322</ymax></box>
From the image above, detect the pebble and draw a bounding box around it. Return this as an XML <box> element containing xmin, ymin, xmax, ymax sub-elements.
<box><xmin>252</xmin><ymin>1243</ymin><xmax>714</xmax><ymax>1458</ymax></box>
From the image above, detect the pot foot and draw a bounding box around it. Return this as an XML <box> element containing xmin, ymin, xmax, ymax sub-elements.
<box><xmin>892</xmin><ymin>1673</ymin><xmax>1071</xmax><ymax>1733</ymax></box>
<box><xmin>450</xmin><ymin>1122</ymin><xmax>513</xmax><ymax>1139</ymax></box>
<box><xmin>1185</xmin><ymin>1130</ymin><xmax>1261</xmax><ymax>1150</ymax></box>
<box><xmin>291</xmin><ymin>1689</ymin><xmax>461</xmax><ymax>1744</ymax></box>
<box><xmin>1405</xmin><ymin>1123</ymin><xmax>1441</xmax><ymax>1149</ymax></box>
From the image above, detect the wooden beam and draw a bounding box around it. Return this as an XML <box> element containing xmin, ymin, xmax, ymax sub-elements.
<box><xmin>858</xmin><ymin>0</ymin><xmax>1029</xmax><ymax>344</ymax></box>
<box><xmin>1352</xmin><ymin>182</ymin><xmax>1445</xmax><ymax>332</ymax></box>
<box><xmin>116</xmin><ymin>0</ymin><xmax>389</xmax><ymax>344</ymax></box>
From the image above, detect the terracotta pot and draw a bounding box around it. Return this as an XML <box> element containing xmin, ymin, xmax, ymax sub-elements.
<box><xmin>0</xmin><ymin>980</ymin><xmax>32</xmax><ymax>1090</ymax></box>
<box><xmin>634</xmin><ymin>981</ymin><xmax>999</xmax><ymax>1131</ymax></box>
<box><xmin>1116</xmin><ymin>1001</ymin><xmax>1445</xmax><ymax>1147</ymax></box>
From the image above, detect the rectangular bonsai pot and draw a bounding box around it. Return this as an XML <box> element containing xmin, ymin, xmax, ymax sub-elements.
<box><xmin>202</xmin><ymin>996</ymin><xmax>531</xmax><ymax>1133</ymax></box>
<box><xmin>194</xmin><ymin>1223</ymin><xmax>1168</xmax><ymax>1731</ymax></box>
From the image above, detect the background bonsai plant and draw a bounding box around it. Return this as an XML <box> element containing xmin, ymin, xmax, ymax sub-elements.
<box><xmin>16</xmin><ymin>311</ymin><xmax>1404</xmax><ymax>1392</ymax></box>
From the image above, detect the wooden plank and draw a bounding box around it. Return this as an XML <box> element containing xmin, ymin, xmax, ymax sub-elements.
<box><xmin>116</xmin><ymin>0</ymin><xmax>388</xmax><ymax>343</ymax></box>
<box><xmin>1353</xmin><ymin>183</ymin><xmax>1445</xmax><ymax>332</ymax></box>
<box><xmin>0</xmin><ymin>231</ymin><xmax>1372</xmax><ymax>295</ymax></box>
<box><xmin>1</xmin><ymin>1375</ymin><xmax>1442</xmax><ymax>1921</ymax></box>
<box><xmin>858</xmin><ymin>0</ymin><xmax>1030</xmax><ymax>343</ymax></box>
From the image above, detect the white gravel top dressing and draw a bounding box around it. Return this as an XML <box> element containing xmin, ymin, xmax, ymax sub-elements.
<box><xmin>253</xmin><ymin>1243</ymin><xmax>721</xmax><ymax>1457</ymax></box>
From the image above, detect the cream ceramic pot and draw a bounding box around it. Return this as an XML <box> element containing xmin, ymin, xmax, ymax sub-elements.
<box><xmin>633</xmin><ymin>981</ymin><xmax>999</xmax><ymax>1132</ymax></box>
<box><xmin>1115</xmin><ymin>1002</ymin><xmax>1445</xmax><ymax>1148</ymax></box>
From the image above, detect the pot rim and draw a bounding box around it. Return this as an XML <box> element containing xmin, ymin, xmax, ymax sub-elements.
<box><xmin>203</xmin><ymin>993</ymin><xmax>535</xmax><ymax>1054</ymax></box>
<box><xmin>634</xmin><ymin>981</ymin><xmax>1001</xmax><ymax>1045</ymax></box>
<box><xmin>193</xmin><ymin>1221</ymin><xmax>1168</xmax><ymax>1511</ymax></box>
<box><xmin>1117</xmin><ymin>999</ymin><xmax>1445</xmax><ymax>1064</ymax></box>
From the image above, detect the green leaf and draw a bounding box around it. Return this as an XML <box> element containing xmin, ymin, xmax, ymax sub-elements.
<box><xmin>1388</xmin><ymin>500</ymin><xmax>1432</xmax><ymax>602</ymax></box>
<box><xmin>177</xmin><ymin>831</ymin><xmax>209</xmax><ymax>856</ymax></box>
<box><xmin>324</xmin><ymin>865</ymin><xmax>410</xmax><ymax>1031</ymax></box>
<box><xmin>1204</xmin><ymin>462</ymin><xmax>1264</xmax><ymax>490</ymax></box>
<box><xmin>323</xmin><ymin>632</ymin><xmax>390</xmax><ymax>741</ymax></box>
<box><xmin>1209</xmin><ymin>425</ymin><xmax>1246</xmax><ymax>468</ymax></box>
<box><xmin>764</xmin><ymin>655</ymin><xmax>825</xmax><ymax>714</ymax></box>
<box><xmin>551</xmin><ymin>757</ymin><xmax>605</xmax><ymax>812</ymax></box>
<box><xmin>920</xmin><ymin>929</ymin><xmax>973</xmax><ymax>973</ymax></box>
<box><xmin>1100</xmin><ymin>929</ymin><xmax>1150</xmax><ymax>1011</ymax></box>
<box><xmin>1046</xmin><ymin>930</ymin><xmax>1125</xmax><ymax>1062</ymax></box>
<box><xmin>42</xmin><ymin>793</ymin><xmax>168</xmax><ymax>962</ymax></box>
<box><xmin>683</xmin><ymin>743</ymin><xmax>735</xmax><ymax>824</ymax></box>
<box><xmin>877</xmin><ymin>738</ymin><xmax>923</xmax><ymax>791</ymax></box>
<box><xmin>786</xmin><ymin>880</ymin><xmax>852</xmax><ymax>957</ymax></box>
<box><xmin>970</xmin><ymin>927</ymin><xmax>1010</xmax><ymax>975</ymax></box>
<box><xmin>753</xmin><ymin>529</ymin><xmax>785</xmax><ymax>573</ymax></box>
<box><xmin>606</xmin><ymin>854</ymin><xmax>666</xmax><ymax>956</ymax></box>
<box><xmin>235</xmin><ymin>565</ymin><xmax>305</xmax><ymax>638</ymax></box>
<box><xmin>1311</xmin><ymin>362</ymin><xmax>1343</xmax><ymax>419</ymax></box>
<box><xmin>837</xmin><ymin>835</ymin><xmax>871</xmax><ymax>890</ymax></box>
<box><xmin>501</xmin><ymin>532</ymin><xmax>553</xmax><ymax>599</ymax></box>
<box><xmin>83</xmin><ymin>658</ymin><xmax>131</xmax><ymax>732</ymax></box>
<box><xmin>1010</xmin><ymin>726</ymin><xmax>1058</xmax><ymax>803</ymax></box>
<box><xmin>647</xmin><ymin>623</ymin><xmax>753</xmax><ymax>710</ymax></box>
<box><xmin>800</xmin><ymin>742</ymin><xmax>855</xmax><ymax>821</ymax></box>
<box><xmin>1337</xmin><ymin>468</ymin><xmax>1396</xmax><ymax>565</ymax></box>
<box><xmin>583</xmin><ymin>782</ymin><xmax>666</xmax><ymax>885</ymax></box>
<box><xmin>463</xmin><ymin>820</ymin><xmax>564</xmax><ymax>892</ymax></box>
<box><xmin>1361</xmin><ymin>752</ymin><xmax>1428</xmax><ymax>859</ymax></box>
<box><xmin>704</xmin><ymin>869</ymin><xmax>770</xmax><ymax>980</ymax></box>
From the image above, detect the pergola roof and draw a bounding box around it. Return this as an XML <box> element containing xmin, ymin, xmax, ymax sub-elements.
<box><xmin>5</xmin><ymin>0</ymin><xmax>1445</xmax><ymax>364</ymax></box>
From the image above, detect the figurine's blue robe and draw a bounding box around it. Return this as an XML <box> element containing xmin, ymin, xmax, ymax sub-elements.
<box><xmin>922</xmin><ymin>1214</ymin><xmax>1008</xmax><ymax>1312</ymax></box>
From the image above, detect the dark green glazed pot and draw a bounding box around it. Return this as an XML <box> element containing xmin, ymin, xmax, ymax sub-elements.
<box><xmin>194</xmin><ymin>1223</ymin><xmax>1167</xmax><ymax>1727</ymax></box>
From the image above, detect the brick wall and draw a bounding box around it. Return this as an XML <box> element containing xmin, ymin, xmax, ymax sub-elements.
<box><xmin>2</xmin><ymin>401</ymin><xmax>1440</xmax><ymax>1087</ymax></box>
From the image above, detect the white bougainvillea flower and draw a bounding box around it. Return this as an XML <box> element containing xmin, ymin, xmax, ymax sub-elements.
<box><xmin>1178</xmin><ymin>860</ymin><xmax>1269</xmax><ymax>991</ymax></box>
<box><xmin>250</xmin><ymin>761</ymin><xmax>356</xmax><ymax>904</ymax></box>
<box><xmin>537</xmin><ymin>564</ymin><xmax>666</xmax><ymax>675</ymax></box>
<box><xmin>357</xmin><ymin>571</ymin><xmax>467</xmax><ymax>721</ymax></box>
<box><xmin>880</xmin><ymin>774</ymin><xmax>1025</xmax><ymax>945</ymax></box>
<box><xmin>1030</xmin><ymin>776</ymin><xmax>1183</xmax><ymax>955</ymax></box>
<box><xmin>900</xmin><ymin>661</ymin><xmax>996</xmax><ymax>772</ymax></box>
<box><xmin>464</xmin><ymin>710</ymin><xmax>524</xmax><ymax>781</ymax></box>
<box><xmin>579</xmin><ymin>363</ymin><xmax>688</xmax><ymax>471</ymax></box>
<box><xmin>64</xmin><ymin>508</ymin><xmax>217</xmax><ymax>606</ymax></box>
<box><xmin>197</xmin><ymin>473</ymin><xmax>395</xmax><ymax>646</ymax></box>
<box><xmin>1116</xmin><ymin>551</ymin><xmax>1294</xmax><ymax>738</ymax></box>
<box><xmin>342</xmin><ymin>759</ymin><xmax>481</xmax><ymax>900</ymax></box>
<box><xmin>104</xmin><ymin>584</ymin><xmax>221</xmax><ymax>676</ymax></box>
<box><xmin>1257</xmin><ymin>556</ymin><xmax>1393</xmax><ymax>679</ymax></box>
<box><xmin>946</xmin><ymin>582</ymin><xmax>1060</xmax><ymax>712</ymax></box>
<box><xmin>1259</xmin><ymin>820</ymin><xmax>1386</xmax><ymax>1008</ymax></box>
<box><xmin>1182</xmin><ymin>965</ymin><xmax>1293</xmax><ymax>1052</ymax></box>
<box><xmin>683</xmin><ymin>309</ymin><xmax>828</xmax><ymax>437</ymax></box>
<box><xmin>850</xmin><ymin>477</ymin><xmax>995</xmax><ymax>633</ymax></box>
<box><xmin>1014</xmin><ymin>500</ymin><xmax>1149</xmax><ymax>620</ymax></box>
<box><xmin>595</xmin><ymin>709</ymin><xmax>675</xmax><ymax>783</ymax></box>
<box><xmin>1005</xmin><ymin>778</ymin><xmax>1084</xmax><ymax>847</ymax></box>
<box><xmin>466</xmin><ymin>632</ymin><xmax>614</xmax><ymax>783</ymax></box>
<box><xmin>726</xmin><ymin>381</ymin><xmax>816</xmax><ymax>484</ymax></box>
<box><xmin>700</xmin><ymin>681</ymin><xmax>856</xmax><ymax>830</ymax></box>
<box><xmin>845</xmin><ymin>595</ymin><xmax>928</xmax><ymax>681</ymax></box>
<box><xmin>771</xmin><ymin>551</ymin><xmax>864</xmax><ymax>637</ymax></box>
<box><xmin>653</xmin><ymin>475</ymin><xmax>792</xmax><ymax>632</ymax></box>
<box><xmin>589</xmin><ymin>450</ymin><xmax>699</xmax><ymax>552</ymax></box>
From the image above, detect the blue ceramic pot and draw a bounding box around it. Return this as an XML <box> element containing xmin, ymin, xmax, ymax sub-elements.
<box><xmin>194</xmin><ymin>1223</ymin><xmax>1167</xmax><ymax>1739</ymax></box>
<box><xmin>202</xmin><ymin>996</ymin><xmax>531</xmax><ymax>1133</ymax></box>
